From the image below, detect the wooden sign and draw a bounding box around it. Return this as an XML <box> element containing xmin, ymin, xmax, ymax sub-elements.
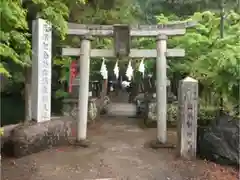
<box><xmin>68</xmin><ymin>60</ymin><xmax>78</xmax><ymax>93</ymax></box>
<box><xmin>113</xmin><ymin>24</ymin><xmax>130</xmax><ymax>58</ymax></box>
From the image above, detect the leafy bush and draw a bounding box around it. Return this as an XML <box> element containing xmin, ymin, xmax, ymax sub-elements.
<box><xmin>0</xmin><ymin>128</ymin><xmax>3</xmax><ymax>136</ymax></box>
<box><xmin>198</xmin><ymin>106</ymin><xmax>218</xmax><ymax>126</ymax></box>
<box><xmin>167</xmin><ymin>103</ymin><xmax>178</xmax><ymax>122</ymax></box>
<box><xmin>167</xmin><ymin>103</ymin><xmax>220</xmax><ymax>127</ymax></box>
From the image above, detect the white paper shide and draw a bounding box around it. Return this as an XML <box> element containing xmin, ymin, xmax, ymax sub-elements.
<box><xmin>100</xmin><ymin>58</ymin><xmax>108</xmax><ymax>79</ymax></box>
<box><xmin>113</xmin><ymin>60</ymin><xmax>119</xmax><ymax>79</ymax></box>
<box><xmin>138</xmin><ymin>58</ymin><xmax>145</xmax><ymax>77</ymax></box>
<box><xmin>31</xmin><ymin>18</ymin><xmax>52</xmax><ymax>122</ymax></box>
<box><xmin>125</xmin><ymin>60</ymin><xmax>133</xmax><ymax>81</ymax></box>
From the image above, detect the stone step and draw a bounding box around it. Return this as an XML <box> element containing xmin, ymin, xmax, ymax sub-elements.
<box><xmin>95</xmin><ymin>179</ymin><xmax>114</xmax><ymax>180</ymax></box>
<box><xmin>106</xmin><ymin>102</ymin><xmax>137</xmax><ymax>117</ymax></box>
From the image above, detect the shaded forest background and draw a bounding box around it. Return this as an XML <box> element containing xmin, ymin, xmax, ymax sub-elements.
<box><xmin>1</xmin><ymin>0</ymin><xmax>239</xmax><ymax>125</ymax></box>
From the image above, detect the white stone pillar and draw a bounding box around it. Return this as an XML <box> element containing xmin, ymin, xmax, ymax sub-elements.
<box><xmin>77</xmin><ymin>35</ymin><xmax>92</xmax><ymax>142</ymax></box>
<box><xmin>31</xmin><ymin>18</ymin><xmax>52</xmax><ymax>122</ymax></box>
<box><xmin>177</xmin><ymin>77</ymin><xmax>198</xmax><ymax>160</ymax></box>
<box><xmin>156</xmin><ymin>34</ymin><xmax>167</xmax><ymax>143</ymax></box>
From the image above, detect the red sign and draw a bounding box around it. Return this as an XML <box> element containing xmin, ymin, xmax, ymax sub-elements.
<box><xmin>68</xmin><ymin>60</ymin><xmax>78</xmax><ymax>93</ymax></box>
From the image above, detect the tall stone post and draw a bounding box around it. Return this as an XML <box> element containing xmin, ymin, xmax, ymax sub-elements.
<box><xmin>77</xmin><ymin>35</ymin><xmax>92</xmax><ymax>144</ymax></box>
<box><xmin>99</xmin><ymin>79</ymin><xmax>108</xmax><ymax>114</ymax></box>
<box><xmin>177</xmin><ymin>77</ymin><xmax>198</xmax><ymax>160</ymax></box>
<box><xmin>31</xmin><ymin>18</ymin><xmax>52</xmax><ymax>122</ymax></box>
<box><xmin>156</xmin><ymin>34</ymin><xmax>168</xmax><ymax>144</ymax></box>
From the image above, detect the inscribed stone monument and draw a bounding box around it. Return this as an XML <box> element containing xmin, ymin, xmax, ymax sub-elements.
<box><xmin>31</xmin><ymin>18</ymin><xmax>52</xmax><ymax>122</ymax></box>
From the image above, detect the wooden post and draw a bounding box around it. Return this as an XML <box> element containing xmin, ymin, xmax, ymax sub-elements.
<box><xmin>156</xmin><ymin>34</ymin><xmax>167</xmax><ymax>144</ymax></box>
<box><xmin>24</xmin><ymin>67</ymin><xmax>32</xmax><ymax>121</ymax></box>
<box><xmin>99</xmin><ymin>79</ymin><xmax>108</xmax><ymax>113</ymax></box>
<box><xmin>177</xmin><ymin>77</ymin><xmax>198</xmax><ymax>160</ymax></box>
<box><xmin>77</xmin><ymin>35</ymin><xmax>92</xmax><ymax>144</ymax></box>
<box><xmin>101</xmin><ymin>79</ymin><xmax>108</xmax><ymax>100</ymax></box>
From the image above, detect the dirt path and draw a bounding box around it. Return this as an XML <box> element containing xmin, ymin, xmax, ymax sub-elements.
<box><xmin>2</xmin><ymin>117</ymin><xmax>238</xmax><ymax>180</ymax></box>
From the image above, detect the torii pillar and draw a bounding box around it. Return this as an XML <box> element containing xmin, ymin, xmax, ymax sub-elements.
<box><xmin>76</xmin><ymin>35</ymin><xmax>93</xmax><ymax>146</ymax></box>
<box><xmin>156</xmin><ymin>34</ymin><xmax>167</xmax><ymax>144</ymax></box>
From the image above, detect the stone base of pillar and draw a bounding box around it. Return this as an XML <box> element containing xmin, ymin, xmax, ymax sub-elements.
<box><xmin>73</xmin><ymin>139</ymin><xmax>90</xmax><ymax>148</ymax></box>
<box><xmin>148</xmin><ymin>139</ymin><xmax>175</xmax><ymax>149</ymax></box>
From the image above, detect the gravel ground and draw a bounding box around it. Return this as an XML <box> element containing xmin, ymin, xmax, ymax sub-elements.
<box><xmin>1</xmin><ymin>117</ymin><xmax>239</xmax><ymax>180</ymax></box>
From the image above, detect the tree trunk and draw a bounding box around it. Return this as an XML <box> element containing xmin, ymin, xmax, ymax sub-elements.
<box><xmin>24</xmin><ymin>67</ymin><xmax>32</xmax><ymax>121</ymax></box>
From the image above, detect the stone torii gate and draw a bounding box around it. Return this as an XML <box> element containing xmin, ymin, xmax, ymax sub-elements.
<box><xmin>62</xmin><ymin>22</ymin><xmax>192</xmax><ymax>146</ymax></box>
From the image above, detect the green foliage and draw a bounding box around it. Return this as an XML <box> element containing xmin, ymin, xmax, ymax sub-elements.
<box><xmin>198</xmin><ymin>105</ymin><xmax>219</xmax><ymax>126</ymax></box>
<box><xmin>0</xmin><ymin>0</ymin><xmax>31</xmax><ymax>76</ymax></box>
<box><xmin>167</xmin><ymin>102</ymin><xmax>223</xmax><ymax>127</ymax></box>
<box><xmin>69</xmin><ymin>0</ymin><xmax>142</xmax><ymax>24</ymax></box>
<box><xmin>138</xmin><ymin>0</ymin><xmax>240</xmax><ymax>22</ymax></box>
<box><xmin>167</xmin><ymin>103</ymin><xmax>178</xmax><ymax>123</ymax></box>
<box><xmin>140</xmin><ymin>11</ymin><xmax>239</xmax><ymax>110</ymax></box>
<box><xmin>0</xmin><ymin>127</ymin><xmax>3</xmax><ymax>136</ymax></box>
<box><xmin>0</xmin><ymin>0</ymin><xmax>88</xmax><ymax>79</ymax></box>
<box><xmin>31</xmin><ymin>0</ymin><xmax>70</xmax><ymax>40</ymax></box>
<box><xmin>185</xmin><ymin>11</ymin><xmax>240</xmax><ymax>106</ymax></box>
<box><xmin>1</xmin><ymin>0</ymin><xmax>239</xmax><ymax>119</ymax></box>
